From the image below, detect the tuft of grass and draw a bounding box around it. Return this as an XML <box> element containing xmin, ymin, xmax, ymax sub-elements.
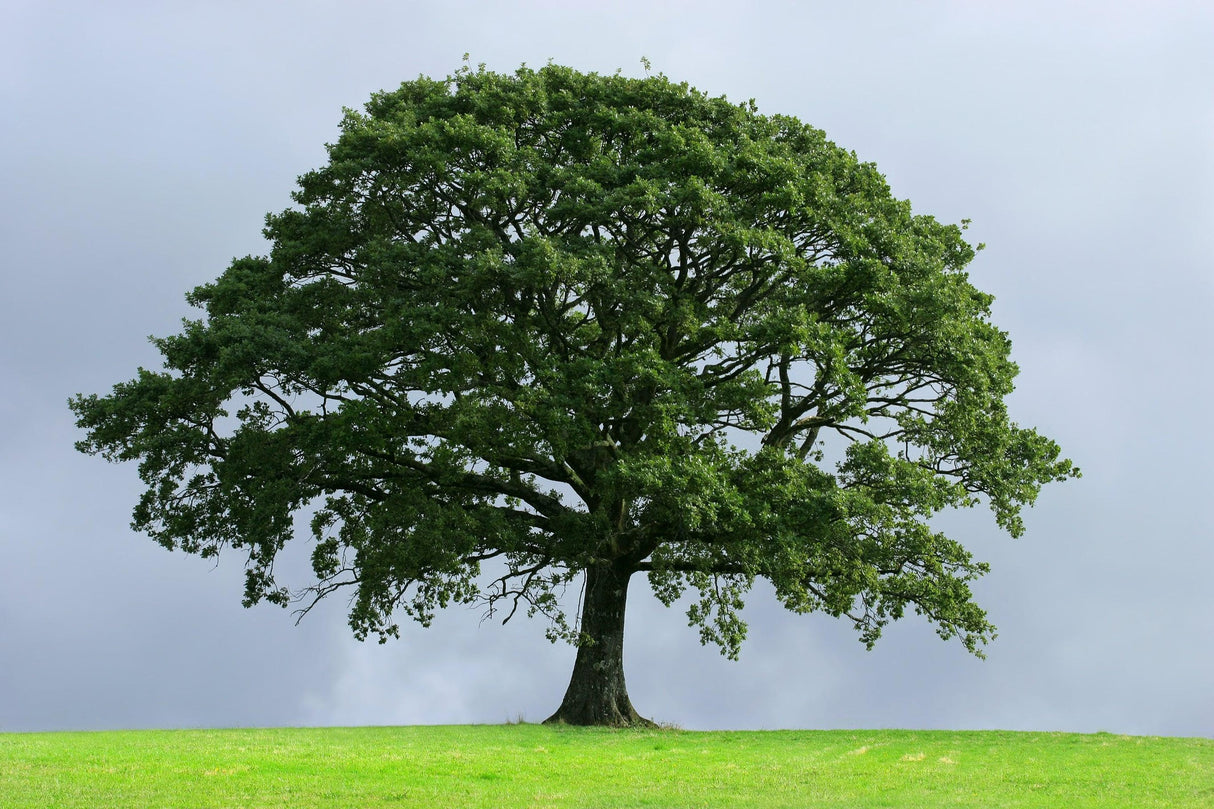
<box><xmin>1</xmin><ymin>725</ymin><xmax>1210</xmax><ymax>808</ymax></box>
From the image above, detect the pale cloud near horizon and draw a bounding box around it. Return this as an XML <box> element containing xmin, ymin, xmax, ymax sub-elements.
<box><xmin>2</xmin><ymin>1</ymin><xmax>1211</xmax><ymax>736</ymax></box>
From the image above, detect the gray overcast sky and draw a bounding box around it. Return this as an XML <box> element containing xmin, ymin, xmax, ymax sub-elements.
<box><xmin>2</xmin><ymin>0</ymin><xmax>1212</xmax><ymax>736</ymax></box>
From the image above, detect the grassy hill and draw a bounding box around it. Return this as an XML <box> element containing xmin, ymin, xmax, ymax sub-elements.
<box><xmin>2</xmin><ymin>724</ymin><xmax>1210</xmax><ymax>807</ymax></box>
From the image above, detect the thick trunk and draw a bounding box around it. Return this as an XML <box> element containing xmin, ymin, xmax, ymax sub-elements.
<box><xmin>543</xmin><ymin>562</ymin><xmax>655</xmax><ymax>727</ymax></box>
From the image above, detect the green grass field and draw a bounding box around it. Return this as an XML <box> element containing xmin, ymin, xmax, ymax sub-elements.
<box><xmin>1</xmin><ymin>725</ymin><xmax>1210</xmax><ymax>808</ymax></box>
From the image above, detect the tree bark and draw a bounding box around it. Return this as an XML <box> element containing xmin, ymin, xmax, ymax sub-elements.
<box><xmin>543</xmin><ymin>561</ymin><xmax>655</xmax><ymax>727</ymax></box>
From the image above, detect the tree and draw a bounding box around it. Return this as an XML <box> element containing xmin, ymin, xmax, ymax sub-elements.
<box><xmin>71</xmin><ymin>63</ymin><xmax>1077</xmax><ymax>727</ymax></box>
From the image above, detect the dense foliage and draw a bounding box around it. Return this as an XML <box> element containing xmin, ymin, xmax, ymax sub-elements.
<box><xmin>72</xmin><ymin>63</ymin><xmax>1076</xmax><ymax>724</ymax></box>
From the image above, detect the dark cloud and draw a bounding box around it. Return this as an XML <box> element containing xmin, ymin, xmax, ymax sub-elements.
<box><xmin>3</xmin><ymin>1</ymin><xmax>1210</xmax><ymax>736</ymax></box>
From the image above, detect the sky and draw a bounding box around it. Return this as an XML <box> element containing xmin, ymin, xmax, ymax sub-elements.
<box><xmin>2</xmin><ymin>0</ymin><xmax>1212</xmax><ymax>736</ymax></box>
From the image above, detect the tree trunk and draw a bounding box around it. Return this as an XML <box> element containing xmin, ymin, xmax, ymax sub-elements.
<box><xmin>543</xmin><ymin>561</ymin><xmax>655</xmax><ymax>727</ymax></box>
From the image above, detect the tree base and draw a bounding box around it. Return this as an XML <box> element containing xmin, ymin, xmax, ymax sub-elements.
<box><xmin>541</xmin><ymin>706</ymin><xmax>657</xmax><ymax>728</ymax></box>
<box><xmin>542</xmin><ymin>661</ymin><xmax>655</xmax><ymax>728</ymax></box>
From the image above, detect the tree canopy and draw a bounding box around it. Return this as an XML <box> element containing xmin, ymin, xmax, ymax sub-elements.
<box><xmin>71</xmin><ymin>63</ymin><xmax>1077</xmax><ymax>726</ymax></box>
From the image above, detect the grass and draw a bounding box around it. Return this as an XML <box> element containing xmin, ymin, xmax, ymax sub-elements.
<box><xmin>1</xmin><ymin>725</ymin><xmax>1210</xmax><ymax>808</ymax></box>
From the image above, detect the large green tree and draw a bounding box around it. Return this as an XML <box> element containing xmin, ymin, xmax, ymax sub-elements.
<box><xmin>72</xmin><ymin>64</ymin><xmax>1076</xmax><ymax>726</ymax></box>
